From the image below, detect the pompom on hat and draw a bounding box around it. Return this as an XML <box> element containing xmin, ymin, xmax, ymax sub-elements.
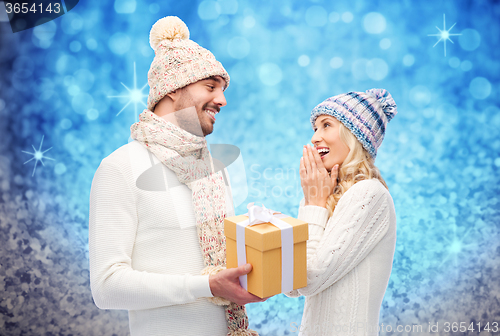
<box><xmin>146</xmin><ymin>16</ymin><xmax>230</xmax><ymax>111</ymax></box>
<box><xmin>310</xmin><ymin>89</ymin><xmax>398</xmax><ymax>158</ymax></box>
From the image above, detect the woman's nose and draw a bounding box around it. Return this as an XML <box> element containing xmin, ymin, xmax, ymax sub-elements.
<box><xmin>311</xmin><ymin>131</ymin><xmax>321</xmax><ymax>145</ymax></box>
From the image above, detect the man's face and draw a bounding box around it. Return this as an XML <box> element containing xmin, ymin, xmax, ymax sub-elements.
<box><xmin>173</xmin><ymin>76</ymin><xmax>227</xmax><ymax>136</ymax></box>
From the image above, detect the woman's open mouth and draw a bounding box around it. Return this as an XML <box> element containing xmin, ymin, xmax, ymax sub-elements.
<box><xmin>317</xmin><ymin>147</ymin><xmax>330</xmax><ymax>159</ymax></box>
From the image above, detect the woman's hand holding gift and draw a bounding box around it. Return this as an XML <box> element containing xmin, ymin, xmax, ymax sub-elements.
<box><xmin>300</xmin><ymin>144</ymin><xmax>339</xmax><ymax>208</ymax></box>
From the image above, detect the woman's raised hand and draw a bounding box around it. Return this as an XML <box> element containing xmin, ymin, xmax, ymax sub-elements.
<box><xmin>299</xmin><ymin>144</ymin><xmax>339</xmax><ymax>208</ymax></box>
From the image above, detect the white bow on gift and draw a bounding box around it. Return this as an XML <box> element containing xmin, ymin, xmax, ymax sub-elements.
<box><xmin>236</xmin><ymin>202</ymin><xmax>294</xmax><ymax>293</ymax></box>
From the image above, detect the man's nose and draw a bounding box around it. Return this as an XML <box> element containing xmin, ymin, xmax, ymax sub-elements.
<box><xmin>214</xmin><ymin>89</ymin><xmax>227</xmax><ymax>107</ymax></box>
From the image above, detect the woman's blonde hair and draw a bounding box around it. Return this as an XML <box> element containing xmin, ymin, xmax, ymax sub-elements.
<box><xmin>325</xmin><ymin>122</ymin><xmax>388</xmax><ymax>217</ymax></box>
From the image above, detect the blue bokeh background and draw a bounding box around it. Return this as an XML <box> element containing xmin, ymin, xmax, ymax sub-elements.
<box><xmin>1</xmin><ymin>0</ymin><xmax>499</xmax><ymax>335</ymax></box>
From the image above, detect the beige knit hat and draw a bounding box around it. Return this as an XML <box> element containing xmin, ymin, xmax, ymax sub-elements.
<box><xmin>147</xmin><ymin>16</ymin><xmax>230</xmax><ymax>111</ymax></box>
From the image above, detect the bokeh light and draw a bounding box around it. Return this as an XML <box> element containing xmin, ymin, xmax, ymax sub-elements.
<box><xmin>403</xmin><ymin>54</ymin><xmax>415</xmax><ymax>67</ymax></box>
<box><xmin>342</xmin><ymin>11</ymin><xmax>354</xmax><ymax>23</ymax></box>
<box><xmin>363</xmin><ymin>12</ymin><xmax>386</xmax><ymax>34</ymax></box>
<box><xmin>108</xmin><ymin>32</ymin><xmax>131</xmax><ymax>55</ymax></box>
<box><xmin>329</xmin><ymin>56</ymin><xmax>343</xmax><ymax>69</ymax></box>
<box><xmin>198</xmin><ymin>0</ymin><xmax>221</xmax><ymax>20</ymax></box>
<box><xmin>305</xmin><ymin>6</ymin><xmax>327</xmax><ymax>27</ymax></box>
<box><xmin>258</xmin><ymin>63</ymin><xmax>283</xmax><ymax>86</ymax></box>
<box><xmin>469</xmin><ymin>77</ymin><xmax>492</xmax><ymax>100</ymax></box>
<box><xmin>297</xmin><ymin>55</ymin><xmax>310</xmax><ymax>67</ymax></box>
<box><xmin>366</xmin><ymin>58</ymin><xmax>389</xmax><ymax>81</ymax></box>
<box><xmin>459</xmin><ymin>28</ymin><xmax>481</xmax><ymax>51</ymax></box>
<box><xmin>114</xmin><ymin>0</ymin><xmax>137</xmax><ymax>14</ymax></box>
<box><xmin>227</xmin><ymin>36</ymin><xmax>250</xmax><ymax>59</ymax></box>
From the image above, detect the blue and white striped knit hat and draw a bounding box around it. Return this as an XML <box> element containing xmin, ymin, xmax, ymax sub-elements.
<box><xmin>310</xmin><ymin>88</ymin><xmax>397</xmax><ymax>159</ymax></box>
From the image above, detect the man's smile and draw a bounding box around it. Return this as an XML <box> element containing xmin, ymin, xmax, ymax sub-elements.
<box><xmin>205</xmin><ymin>108</ymin><xmax>219</xmax><ymax>122</ymax></box>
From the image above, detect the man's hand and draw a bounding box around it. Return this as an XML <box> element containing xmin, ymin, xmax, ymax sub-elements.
<box><xmin>209</xmin><ymin>264</ymin><xmax>266</xmax><ymax>305</ymax></box>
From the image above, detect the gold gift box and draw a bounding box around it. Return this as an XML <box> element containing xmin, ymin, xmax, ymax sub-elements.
<box><xmin>224</xmin><ymin>214</ymin><xmax>309</xmax><ymax>298</ymax></box>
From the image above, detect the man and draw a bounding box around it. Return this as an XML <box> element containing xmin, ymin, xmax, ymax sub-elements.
<box><xmin>89</xmin><ymin>16</ymin><xmax>262</xmax><ymax>336</ymax></box>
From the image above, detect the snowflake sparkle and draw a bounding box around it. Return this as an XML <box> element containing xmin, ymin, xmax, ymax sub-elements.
<box><xmin>21</xmin><ymin>135</ymin><xmax>55</xmax><ymax>177</ymax></box>
<box><xmin>438</xmin><ymin>224</ymin><xmax>474</xmax><ymax>277</ymax></box>
<box><xmin>428</xmin><ymin>14</ymin><xmax>462</xmax><ymax>57</ymax></box>
<box><xmin>107</xmin><ymin>62</ymin><xmax>148</xmax><ymax>121</ymax></box>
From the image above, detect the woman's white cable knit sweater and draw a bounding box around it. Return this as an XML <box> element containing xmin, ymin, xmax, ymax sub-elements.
<box><xmin>287</xmin><ymin>179</ymin><xmax>397</xmax><ymax>336</ymax></box>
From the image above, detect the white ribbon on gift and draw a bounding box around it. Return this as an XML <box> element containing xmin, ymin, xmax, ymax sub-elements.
<box><xmin>236</xmin><ymin>202</ymin><xmax>294</xmax><ymax>293</ymax></box>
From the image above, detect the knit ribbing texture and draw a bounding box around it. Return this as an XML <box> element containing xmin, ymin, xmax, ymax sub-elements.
<box><xmin>286</xmin><ymin>179</ymin><xmax>397</xmax><ymax>336</ymax></box>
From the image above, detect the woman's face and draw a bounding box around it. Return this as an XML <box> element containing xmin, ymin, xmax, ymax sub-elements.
<box><xmin>311</xmin><ymin>115</ymin><xmax>350</xmax><ymax>171</ymax></box>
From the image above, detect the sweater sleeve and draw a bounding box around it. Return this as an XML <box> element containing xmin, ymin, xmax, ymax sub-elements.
<box><xmin>89</xmin><ymin>159</ymin><xmax>213</xmax><ymax>311</ymax></box>
<box><xmin>284</xmin><ymin>198</ymin><xmax>329</xmax><ymax>298</ymax></box>
<box><xmin>296</xmin><ymin>179</ymin><xmax>392</xmax><ymax>297</ymax></box>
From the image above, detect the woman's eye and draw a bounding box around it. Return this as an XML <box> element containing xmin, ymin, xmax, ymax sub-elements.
<box><xmin>324</xmin><ymin>122</ymin><xmax>330</xmax><ymax>128</ymax></box>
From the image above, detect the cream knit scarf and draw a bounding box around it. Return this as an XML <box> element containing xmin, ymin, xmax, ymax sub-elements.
<box><xmin>130</xmin><ymin>110</ymin><xmax>258</xmax><ymax>336</ymax></box>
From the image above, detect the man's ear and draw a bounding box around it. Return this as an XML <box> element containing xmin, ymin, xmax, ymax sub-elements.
<box><xmin>166</xmin><ymin>90</ymin><xmax>178</xmax><ymax>102</ymax></box>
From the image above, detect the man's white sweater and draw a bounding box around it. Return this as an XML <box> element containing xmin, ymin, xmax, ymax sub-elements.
<box><xmin>287</xmin><ymin>179</ymin><xmax>397</xmax><ymax>336</ymax></box>
<box><xmin>89</xmin><ymin>140</ymin><xmax>231</xmax><ymax>335</ymax></box>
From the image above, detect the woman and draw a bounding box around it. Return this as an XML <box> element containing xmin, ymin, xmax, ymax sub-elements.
<box><xmin>286</xmin><ymin>89</ymin><xmax>398</xmax><ymax>336</ymax></box>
